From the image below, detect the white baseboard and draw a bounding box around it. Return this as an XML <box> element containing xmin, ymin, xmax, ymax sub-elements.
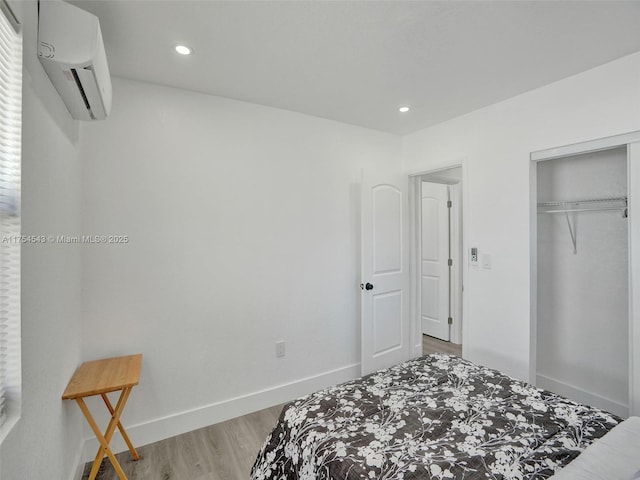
<box><xmin>70</xmin><ymin>438</ymin><xmax>86</xmax><ymax>480</ymax></box>
<box><xmin>536</xmin><ymin>373</ymin><xmax>629</xmax><ymax>418</ymax></box>
<box><xmin>79</xmin><ymin>362</ymin><xmax>361</xmax><ymax>464</ymax></box>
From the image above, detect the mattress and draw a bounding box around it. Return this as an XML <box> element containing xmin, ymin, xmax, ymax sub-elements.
<box><xmin>549</xmin><ymin>416</ymin><xmax>640</xmax><ymax>480</ymax></box>
<box><xmin>251</xmin><ymin>353</ymin><xmax>620</xmax><ymax>480</ymax></box>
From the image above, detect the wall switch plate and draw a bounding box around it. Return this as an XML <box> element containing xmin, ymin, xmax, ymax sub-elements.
<box><xmin>470</xmin><ymin>247</ymin><xmax>478</xmax><ymax>265</ymax></box>
<box><xmin>482</xmin><ymin>253</ymin><xmax>492</xmax><ymax>269</ymax></box>
<box><xmin>276</xmin><ymin>341</ymin><xmax>286</xmax><ymax>358</ymax></box>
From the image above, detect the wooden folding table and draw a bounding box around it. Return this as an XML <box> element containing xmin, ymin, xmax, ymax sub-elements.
<box><xmin>63</xmin><ymin>354</ymin><xmax>142</xmax><ymax>480</ymax></box>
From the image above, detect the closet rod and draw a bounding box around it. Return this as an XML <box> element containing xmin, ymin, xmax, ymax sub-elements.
<box><xmin>537</xmin><ymin>196</ymin><xmax>626</xmax><ymax>208</ymax></box>
<box><xmin>538</xmin><ymin>196</ymin><xmax>626</xmax><ymax>206</ymax></box>
<box><xmin>537</xmin><ymin>196</ymin><xmax>627</xmax><ymax>216</ymax></box>
<box><xmin>539</xmin><ymin>206</ymin><xmax>626</xmax><ymax>214</ymax></box>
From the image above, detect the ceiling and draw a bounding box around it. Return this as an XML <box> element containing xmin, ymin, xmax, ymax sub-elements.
<box><xmin>72</xmin><ymin>0</ymin><xmax>640</xmax><ymax>135</ymax></box>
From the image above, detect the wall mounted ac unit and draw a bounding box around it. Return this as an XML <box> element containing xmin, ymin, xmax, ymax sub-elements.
<box><xmin>38</xmin><ymin>0</ymin><xmax>112</xmax><ymax>120</ymax></box>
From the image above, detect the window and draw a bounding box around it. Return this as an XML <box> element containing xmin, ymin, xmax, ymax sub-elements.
<box><xmin>0</xmin><ymin>0</ymin><xmax>22</xmax><ymax>433</ymax></box>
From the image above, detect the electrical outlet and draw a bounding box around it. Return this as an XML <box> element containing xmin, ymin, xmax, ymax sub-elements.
<box><xmin>276</xmin><ymin>341</ymin><xmax>286</xmax><ymax>358</ymax></box>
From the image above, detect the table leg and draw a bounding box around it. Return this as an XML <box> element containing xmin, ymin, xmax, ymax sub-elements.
<box><xmin>101</xmin><ymin>393</ymin><xmax>139</xmax><ymax>460</ymax></box>
<box><xmin>76</xmin><ymin>387</ymin><xmax>133</xmax><ymax>480</ymax></box>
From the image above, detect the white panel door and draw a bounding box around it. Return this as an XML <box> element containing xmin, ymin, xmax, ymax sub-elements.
<box><xmin>421</xmin><ymin>182</ymin><xmax>450</xmax><ymax>341</ymax></box>
<box><xmin>361</xmin><ymin>170</ymin><xmax>410</xmax><ymax>375</ymax></box>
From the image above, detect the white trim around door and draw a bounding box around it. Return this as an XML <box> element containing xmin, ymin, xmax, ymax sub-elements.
<box><xmin>407</xmin><ymin>162</ymin><xmax>468</xmax><ymax>360</ymax></box>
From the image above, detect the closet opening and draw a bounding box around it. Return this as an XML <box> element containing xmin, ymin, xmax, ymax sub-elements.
<box><xmin>535</xmin><ymin>146</ymin><xmax>629</xmax><ymax>417</ymax></box>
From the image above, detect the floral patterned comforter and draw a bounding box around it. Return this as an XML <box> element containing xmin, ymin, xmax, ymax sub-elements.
<box><xmin>251</xmin><ymin>354</ymin><xmax>620</xmax><ymax>480</ymax></box>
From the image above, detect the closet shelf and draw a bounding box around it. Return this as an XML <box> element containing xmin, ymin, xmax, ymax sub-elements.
<box><xmin>537</xmin><ymin>196</ymin><xmax>627</xmax><ymax>255</ymax></box>
<box><xmin>537</xmin><ymin>196</ymin><xmax>627</xmax><ymax>214</ymax></box>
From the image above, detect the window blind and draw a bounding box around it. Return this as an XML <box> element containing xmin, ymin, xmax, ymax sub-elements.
<box><xmin>0</xmin><ymin>0</ymin><xmax>21</xmax><ymax>429</ymax></box>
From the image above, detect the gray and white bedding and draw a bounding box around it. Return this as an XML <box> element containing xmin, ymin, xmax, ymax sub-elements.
<box><xmin>251</xmin><ymin>353</ymin><xmax>620</xmax><ymax>480</ymax></box>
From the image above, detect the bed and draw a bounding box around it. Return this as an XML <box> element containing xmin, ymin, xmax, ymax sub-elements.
<box><xmin>251</xmin><ymin>353</ymin><xmax>622</xmax><ymax>480</ymax></box>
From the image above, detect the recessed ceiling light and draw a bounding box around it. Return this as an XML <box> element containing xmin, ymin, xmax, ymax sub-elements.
<box><xmin>175</xmin><ymin>45</ymin><xmax>192</xmax><ymax>55</ymax></box>
<box><xmin>398</xmin><ymin>106</ymin><xmax>410</xmax><ymax>113</ymax></box>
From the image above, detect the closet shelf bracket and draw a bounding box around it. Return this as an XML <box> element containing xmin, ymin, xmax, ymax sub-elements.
<box><xmin>564</xmin><ymin>212</ymin><xmax>577</xmax><ymax>255</ymax></box>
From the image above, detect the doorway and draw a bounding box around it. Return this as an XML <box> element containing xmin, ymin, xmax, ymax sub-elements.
<box><xmin>412</xmin><ymin>166</ymin><xmax>463</xmax><ymax>356</ymax></box>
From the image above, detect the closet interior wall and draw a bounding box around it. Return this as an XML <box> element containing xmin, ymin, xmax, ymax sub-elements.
<box><xmin>536</xmin><ymin>147</ymin><xmax>629</xmax><ymax>418</ymax></box>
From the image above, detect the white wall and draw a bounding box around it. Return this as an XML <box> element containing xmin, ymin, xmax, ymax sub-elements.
<box><xmin>536</xmin><ymin>149</ymin><xmax>628</xmax><ymax>417</ymax></box>
<box><xmin>78</xmin><ymin>77</ymin><xmax>401</xmax><ymax>456</ymax></box>
<box><xmin>403</xmin><ymin>52</ymin><xmax>640</xmax><ymax>381</ymax></box>
<box><xmin>0</xmin><ymin>1</ymin><xmax>84</xmax><ymax>479</ymax></box>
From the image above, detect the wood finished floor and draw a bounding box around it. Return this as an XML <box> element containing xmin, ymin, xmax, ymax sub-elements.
<box><xmin>82</xmin><ymin>336</ymin><xmax>460</xmax><ymax>480</ymax></box>
<box><xmin>422</xmin><ymin>334</ymin><xmax>462</xmax><ymax>356</ymax></box>
<box><xmin>81</xmin><ymin>405</ymin><xmax>283</xmax><ymax>480</ymax></box>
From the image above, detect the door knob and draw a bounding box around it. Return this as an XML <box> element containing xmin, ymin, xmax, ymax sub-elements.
<box><xmin>360</xmin><ymin>282</ymin><xmax>374</xmax><ymax>291</ymax></box>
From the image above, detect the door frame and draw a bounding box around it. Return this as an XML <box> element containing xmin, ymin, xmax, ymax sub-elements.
<box><xmin>530</xmin><ymin>130</ymin><xmax>640</xmax><ymax>417</ymax></box>
<box><xmin>449</xmin><ymin>182</ymin><xmax>463</xmax><ymax>345</ymax></box>
<box><xmin>407</xmin><ymin>161</ymin><xmax>469</xmax><ymax>359</ymax></box>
